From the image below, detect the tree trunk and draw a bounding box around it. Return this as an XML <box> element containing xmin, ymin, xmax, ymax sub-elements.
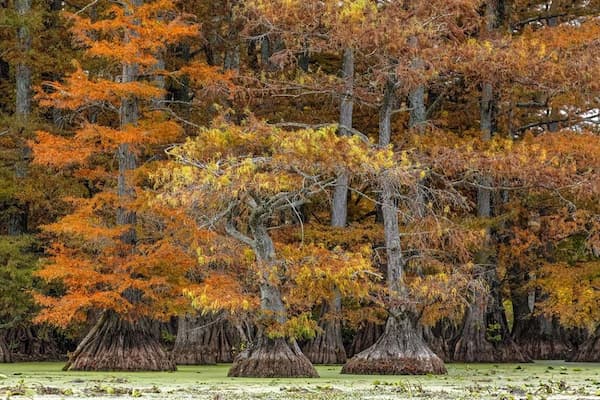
<box><xmin>331</xmin><ymin>47</ymin><xmax>354</xmax><ymax>227</ymax></box>
<box><xmin>0</xmin><ymin>334</ymin><xmax>11</xmax><ymax>363</ymax></box>
<box><xmin>423</xmin><ymin>321</ymin><xmax>455</xmax><ymax>361</ymax></box>
<box><xmin>223</xmin><ymin>11</ymin><xmax>240</xmax><ymax>72</ymax></box>
<box><xmin>15</xmin><ymin>0</ymin><xmax>31</xmax><ymax>119</ymax></box>
<box><xmin>342</xmin><ymin>312</ymin><xmax>446</xmax><ymax>375</ymax></box>
<box><xmin>343</xmin><ymin>67</ymin><xmax>444</xmax><ymax>374</ymax></box>
<box><xmin>302</xmin><ymin>291</ymin><xmax>347</xmax><ymax>364</ymax></box>
<box><xmin>9</xmin><ymin>0</ymin><xmax>32</xmax><ymax>238</ymax></box>
<box><xmin>347</xmin><ymin>321</ymin><xmax>384</xmax><ymax>357</ymax></box>
<box><xmin>452</xmin><ymin>286</ymin><xmax>497</xmax><ymax>362</ymax></box>
<box><xmin>227</xmin><ymin>219</ymin><xmax>318</xmax><ymax>377</ymax></box>
<box><xmin>378</xmin><ymin>70</ymin><xmax>396</xmax><ymax>148</ymax></box>
<box><xmin>64</xmin><ymin>311</ymin><xmax>175</xmax><ymax>371</ymax></box>
<box><xmin>172</xmin><ymin>312</ymin><xmax>241</xmax><ymax>364</ymax></box>
<box><xmin>375</xmin><ymin>68</ymin><xmax>397</xmax><ymax>222</ymax></box>
<box><xmin>408</xmin><ymin>38</ymin><xmax>425</xmax><ymax>134</ymax></box>
<box><xmin>511</xmin><ymin>287</ymin><xmax>572</xmax><ymax>360</ymax></box>
<box><xmin>569</xmin><ymin>327</ymin><xmax>600</xmax><ymax>362</ymax></box>
<box><xmin>408</xmin><ymin>82</ymin><xmax>426</xmax><ymax>133</ymax></box>
<box><xmin>406</xmin><ymin>52</ymin><xmax>427</xmax><ymax>220</ymax></box>
<box><xmin>477</xmin><ymin>81</ymin><xmax>495</xmax><ymax>219</ymax></box>
<box><xmin>453</xmin><ymin>20</ymin><xmax>527</xmax><ymax>361</ymax></box>
<box><xmin>3</xmin><ymin>325</ymin><xmax>67</xmax><ymax>361</ymax></box>
<box><xmin>453</xmin><ymin>278</ymin><xmax>529</xmax><ymax>362</ymax></box>
<box><xmin>513</xmin><ymin>314</ymin><xmax>572</xmax><ymax>360</ymax></box>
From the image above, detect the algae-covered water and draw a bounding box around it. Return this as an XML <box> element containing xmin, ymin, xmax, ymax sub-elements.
<box><xmin>0</xmin><ymin>361</ymin><xmax>599</xmax><ymax>399</ymax></box>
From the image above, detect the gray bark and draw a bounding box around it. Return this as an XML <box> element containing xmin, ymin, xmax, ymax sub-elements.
<box><xmin>342</xmin><ymin>311</ymin><xmax>446</xmax><ymax>375</ymax></box>
<box><xmin>15</xmin><ymin>0</ymin><xmax>31</xmax><ymax>119</ymax></box>
<box><xmin>407</xmin><ymin>38</ymin><xmax>425</xmax><ymax>134</ymax></box>
<box><xmin>64</xmin><ymin>311</ymin><xmax>175</xmax><ymax>371</ymax></box>
<box><xmin>342</xmin><ymin>61</ymin><xmax>445</xmax><ymax>375</ymax></box>
<box><xmin>228</xmin><ymin>207</ymin><xmax>318</xmax><ymax>377</ymax></box>
<box><xmin>406</xmin><ymin>47</ymin><xmax>428</xmax><ymax>219</ymax></box>
<box><xmin>485</xmin><ymin>0</ymin><xmax>505</xmax><ymax>31</ymax></box>
<box><xmin>374</xmin><ymin>71</ymin><xmax>397</xmax><ymax>223</ymax></box>
<box><xmin>117</xmin><ymin>61</ymin><xmax>139</xmax><ymax>245</ymax></box>
<box><xmin>378</xmin><ymin>71</ymin><xmax>397</xmax><ymax>148</ymax></box>
<box><xmin>9</xmin><ymin>0</ymin><xmax>32</xmax><ymax>236</ymax></box>
<box><xmin>379</xmin><ymin>65</ymin><xmax>406</xmax><ymax>298</ymax></box>
<box><xmin>456</xmin><ymin>2</ymin><xmax>528</xmax><ymax>362</ymax></box>
<box><xmin>260</xmin><ymin>36</ymin><xmax>284</xmax><ymax>70</ymax></box>
<box><xmin>408</xmin><ymin>83</ymin><xmax>426</xmax><ymax>133</ymax></box>
<box><xmin>248</xmin><ymin>213</ymin><xmax>286</xmax><ymax>324</ymax></box>
<box><xmin>331</xmin><ymin>48</ymin><xmax>354</xmax><ymax>227</ymax></box>
<box><xmin>152</xmin><ymin>56</ymin><xmax>166</xmax><ymax>107</ymax></box>
<box><xmin>224</xmin><ymin>44</ymin><xmax>240</xmax><ymax>71</ymax></box>
<box><xmin>381</xmin><ymin>182</ymin><xmax>404</xmax><ymax>298</ymax></box>
<box><xmin>223</xmin><ymin>11</ymin><xmax>241</xmax><ymax>72</ymax></box>
<box><xmin>298</xmin><ymin>42</ymin><xmax>310</xmax><ymax>72</ymax></box>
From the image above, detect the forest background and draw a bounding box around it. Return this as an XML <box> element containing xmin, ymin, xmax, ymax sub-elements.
<box><xmin>0</xmin><ymin>0</ymin><xmax>598</xmax><ymax>378</ymax></box>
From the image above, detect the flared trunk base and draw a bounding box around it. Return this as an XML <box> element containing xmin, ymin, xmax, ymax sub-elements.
<box><xmin>66</xmin><ymin>312</ymin><xmax>175</xmax><ymax>371</ymax></box>
<box><xmin>517</xmin><ymin>338</ymin><xmax>572</xmax><ymax>360</ymax></box>
<box><xmin>569</xmin><ymin>328</ymin><xmax>600</xmax><ymax>362</ymax></box>
<box><xmin>348</xmin><ymin>321</ymin><xmax>384</xmax><ymax>358</ymax></box>
<box><xmin>342</xmin><ymin>314</ymin><xmax>446</xmax><ymax>375</ymax></box>
<box><xmin>453</xmin><ymin>289</ymin><xmax>529</xmax><ymax>363</ymax></box>
<box><xmin>172</xmin><ymin>313</ymin><xmax>241</xmax><ymax>365</ymax></box>
<box><xmin>302</xmin><ymin>318</ymin><xmax>346</xmax><ymax>364</ymax></box>
<box><xmin>453</xmin><ymin>336</ymin><xmax>529</xmax><ymax>363</ymax></box>
<box><xmin>228</xmin><ymin>336</ymin><xmax>318</xmax><ymax>378</ymax></box>
<box><xmin>0</xmin><ymin>335</ymin><xmax>11</xmax><ymax>363</ymax></box>
<box><xmin>4</xmin><ymin>325</ymin><xmax>67</xmax><ymax>362</ymax></box>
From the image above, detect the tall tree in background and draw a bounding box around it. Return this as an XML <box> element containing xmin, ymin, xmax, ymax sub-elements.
<box><xmin>31</xmin><ymin>0</ymin><xmax>198</xmax><ymax>371</ymax></box>
<box><xmin>342</xmin><ymin>0</ymin><xmax>482</xmax><ymax>374</ymax></box>
<box><xmin>453</xmin><ymin>0</ymin><xmax>529</xmax><ymax>363</ymax></box>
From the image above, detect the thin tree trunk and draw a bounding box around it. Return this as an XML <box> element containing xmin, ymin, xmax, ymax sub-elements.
<box><xmin>407</xmin><ymin>37</ymin><xmax>425</xmax><ymax>134</ymax></box>
<box><xmin>408</xmin><ymin>82</ymin><xmax>426</xmax><ymax>133</ymax></box>
<box><xmin>15</xmin><ymin>0</ymin><xmax>31</xmax><ymax>119</ymax></box>
<box><xmin>223</xmin><ymin>10</ymin><xmax>240</xmax><ymax>72</ymax></box>
<box><xmin>306</xmin><ymin>47</ymin><xmax>355</xmax><ymax>365</ymax></box>
<box><xmin>0</xmin><ymin>334</ymin><xmax>11</xmax><ymax>363</ymax></box>
<box><xmin>477</xmin><ymin>81</ymin><xmax>494</xmax><ymax>219</ymax></box>
<box><xmin>331</xmin><ymin>47</ymin><xmax>354</xmax><ymax>228</ymax></box>
<box><xmin>8</xmin><ymin>0</ymin><xmax>32</xmax><ymax>236</ymax></box>
<box><xmin>407</xmin><ymin>48</ymin><xmax>427</xmax><ymax>220</ymax></box>
<box><xmin>454</xmin><ymin>6</ymin><xmax>527</xmax><ymax>360</ymax></box>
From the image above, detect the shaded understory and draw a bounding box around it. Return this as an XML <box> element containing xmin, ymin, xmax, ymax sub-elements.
<box><xmin>0</xmin><ymin>361</ymin><xmax>599</xmax><ymax>399</ymax></box>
